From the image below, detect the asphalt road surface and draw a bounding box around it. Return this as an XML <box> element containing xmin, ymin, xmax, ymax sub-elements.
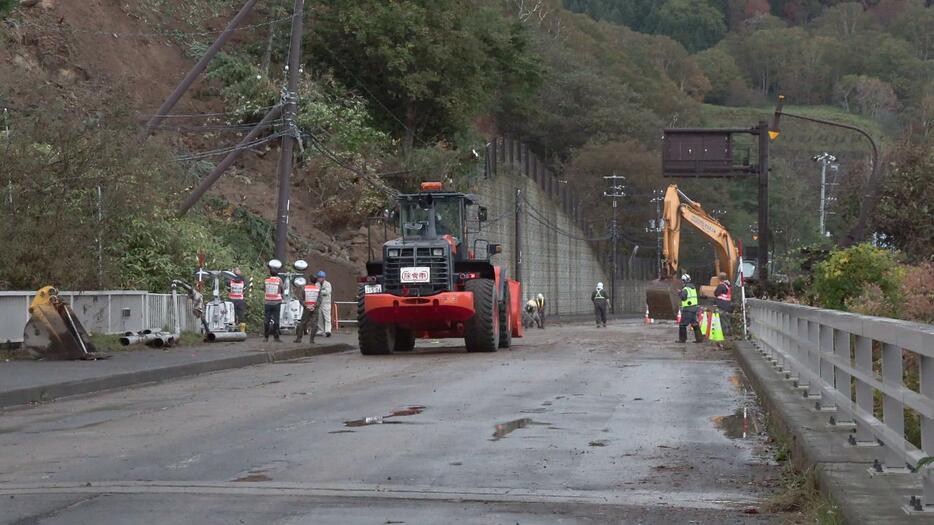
<box><xmin>1</xmin><ymin>320</ymin><xmax>786</xmax><ymax>524</ymax></box>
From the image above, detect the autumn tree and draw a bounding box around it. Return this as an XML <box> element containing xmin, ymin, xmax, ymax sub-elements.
<box><xmin>693</xmin><ymin>46</ymin><xmax>746</xmax><ymax>103</ymax></box>
<box><xmin>653</xmin><ymin>0</ymin><xmax>728</xmax><ymax>52</ymax></box>
<box><xmin>307</xmin><ymin>0</ymin><xmax>541</xmax><ymax>152</ymax></box>
<box><xmin>872</xmin><ymin>144</ymin><xmax>934</xmax><ymax>259</ymax></box>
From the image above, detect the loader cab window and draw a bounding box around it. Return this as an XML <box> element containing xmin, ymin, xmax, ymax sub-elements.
<box><xmin>400</xmin><ymin>196</ymin><xmax>463</xmax><ymax>240</ymax></box>
<box><xmin>434</xmin><ymin>198</ymin><xmax>462</xmax><ymax>238</ymax></box>
<box><xmin>401</xmin><ymin>200</ymin><xmax>432</xmax><ymax>239</ymax></box>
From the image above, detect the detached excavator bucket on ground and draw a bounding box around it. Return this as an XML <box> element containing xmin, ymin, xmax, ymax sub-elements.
<box><xmin>646</xmin><ymin>279</ymin><xmax>681</xmax><ymax>321</ymax></box>
<box><xmin>22</xmin><ymin>286</ymin><xmax>107</xmax><ymax>360</ymax></box>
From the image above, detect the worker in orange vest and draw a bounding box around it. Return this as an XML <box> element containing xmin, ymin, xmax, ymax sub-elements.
<box><xmin>227</xmin><ymin>267</ymin><xmax>248</xmax><ymax>327</ymax></box>
<box><xmin>714</xmin><ymin>271</ymin><xmax>733</xmax><ymax>337</ymax></box>
<box><xmin>263</xmin><ymin>259</ymin><xmax>284</xmax><ymax>342</ymax></box>
<box><xmin>293</xmin><ymin>274</ymin><xmax>321</xmax><ymax>344</ymax></box>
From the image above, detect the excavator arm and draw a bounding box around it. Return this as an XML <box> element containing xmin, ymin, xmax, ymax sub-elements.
<box><xmin>663</xmin><ymin>185</ymin><xmax>738</xmax><ymax>282</ymax></box>
<box><xmin>647</xmin><ymin>184</ymin><xmax>739</xmax><ymax>319</ymax></box>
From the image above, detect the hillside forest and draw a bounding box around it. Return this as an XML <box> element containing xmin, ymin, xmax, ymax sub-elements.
<box><xmin>0</xmin><ymin>0</ymin><xmax>931</xmax><ymax>323</ymax></box>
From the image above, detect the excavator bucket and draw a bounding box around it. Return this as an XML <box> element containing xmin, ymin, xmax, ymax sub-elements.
<box><xmin>646</xmin><ymin>279</ymin><xmax>681</xmax><ymax>321</ymax></box>
<box><xmin>22</xmin><ymin>286</ymin><xmax>106</xmax><ymax>360</ymax></box>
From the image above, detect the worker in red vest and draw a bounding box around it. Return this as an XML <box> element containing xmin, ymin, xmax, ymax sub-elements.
<box><xmin>293</xmin><ymin>275</ymin><xmax>321</xmax><ymax>344</ymax></box>
<box><xmin>263</xmin><ymin>259</ymin><xmax>284</xmax><ymax>342</ymax></box>
<box><xmin>227</xmin><ymin>267</ymin><xmax>248</xmax><ymax>326</ymax></box>
<box><xmin>714</xmin><ymin>271</ymin><xmax>733</xmax><ymax>337</ymax></box>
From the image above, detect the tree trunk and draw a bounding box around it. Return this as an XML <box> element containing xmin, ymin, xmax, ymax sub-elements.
<box><xmin>261</xmin><ymin>17</ymin><xmax>276</xmax><ymax>75</ymax></box>
<box><xmin>403</xmin><ymin>101</ymin><xmax>417</xmax><ymax>155</ymax></box>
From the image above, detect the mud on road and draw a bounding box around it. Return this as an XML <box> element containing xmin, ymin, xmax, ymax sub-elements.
<box><xmin>1</xmin><ymin>320</ymin><xmax>789</xmax><ymax>524</ymax></box>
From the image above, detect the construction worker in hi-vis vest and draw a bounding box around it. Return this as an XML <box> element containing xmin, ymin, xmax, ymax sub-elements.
<box><xmin>263</xmin><ymin>259</ymin><xmax>284</xmax><ymax>342</ymax></box>
<box><xmin>293</xmin><ymin>272</ymin><xmax>321</xmax><ymax>344</ymax></box>
<box><xmin>227</xmin><ymin>267</ymin><xmax>248</xmax><ymax>327</ymax></box>
<box><xmin>714</xmin><ymin>271</ymin><xmax>733</xmax><ymax>337</ymax></box>
<box><xmin>677</xmin><ymin>274</ymin><xmax>704</xmax><ymax>343</ymax></box>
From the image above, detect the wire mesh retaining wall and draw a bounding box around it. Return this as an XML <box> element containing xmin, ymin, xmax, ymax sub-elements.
<box><xmin>0</xmin><ymin>291</ymin><xmax>199</xmax><ymax>344</ymax></box>
<box><xmin>748</xmin><ymin>298</ymin><xmax>934</xmax><ymax>512</ymax></box>
<box><xmin>471</xmin><ymin>136</ymin><xmax>660</xmax><ymax>314</ymax></box>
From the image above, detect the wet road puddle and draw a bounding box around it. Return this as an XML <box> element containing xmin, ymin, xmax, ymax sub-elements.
<box><xmin>491</xmin><ymin>418</ymin><xmax>549</xmax><ymax>441</ymax></box>
<box><xmin>712</xmin><ymin>406</ymin><xmax>759</xmax><ymax>439</ymax></box>
<box><xmin>343</xmin><ymin>406</ymin><xmax>426</xmax><ymax>428</ymax></box>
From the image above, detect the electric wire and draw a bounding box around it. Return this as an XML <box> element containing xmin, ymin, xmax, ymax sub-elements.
<box><xmin>174</xmin><ymin>131</ymin><xmax>286</xmax><ymax>161</ymax></box>
<box><xmin>522</xmin><ymin>197</ymin><xmax>610</xmax><ymax>242</ymax></box>
<box><xmin>305</xmin><ymin>133</ymin><xmax>399</xmax><ymax>198</ymax></box>
<box><xmin>11</xmin><ymin>14</ymin><xmax>296</xmax><ymax>40</ymax></box>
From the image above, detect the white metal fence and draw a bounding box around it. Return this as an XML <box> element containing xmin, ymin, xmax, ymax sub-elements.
<box><xmin>0</xmin><ymin>290</ymin><xmax>199</xmax><ymax>344</ymax></box>
<box><xmin>748</xmin><ymin>298</ymin><xmax>934</xmax><ymax>512</ymax></box>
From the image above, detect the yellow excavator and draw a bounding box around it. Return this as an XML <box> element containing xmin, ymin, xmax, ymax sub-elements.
<box><xmin>645</xmin><ymin>185</ymin><xmax>740</xmax><ymax>320</ymax></box>
<box><xmin>22</xmin><ymin>286</ymin><xmax>107</xmax><ymax>360</ymax></box>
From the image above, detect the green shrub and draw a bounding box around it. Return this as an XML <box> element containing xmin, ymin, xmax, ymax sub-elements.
<box><xmin>812</xmin><ymin>244</ymin><xmax>903</xmax><ymax>312</ymax></box>
<box><xmin>0</xmin><ymin>0</ymin><xmax>15</xmax><ymax>18</ymax></box>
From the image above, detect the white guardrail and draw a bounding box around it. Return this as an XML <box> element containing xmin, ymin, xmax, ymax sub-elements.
<box><xmin>0</xmin><ymin>291</ymin><xmax>199</xmax><ymax>345</ymax></box>
<box><xmin>747</xmin><ymin>298</ymin><xmax>934</xmax><ymax>512</ymax></box>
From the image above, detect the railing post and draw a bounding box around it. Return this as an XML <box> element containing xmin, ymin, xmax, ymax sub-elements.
<box><xmin>806</xmin><ymin>320</ymin><xmax>821</xmax><ymax>399</ymax></box>
<box><xmin>852</xmin><ymin>335</ymin><xmax>876</xmax><ymax>446</ymax></box>
<box><xmin>795</xmin><ymin>318</ymin><xmax>809</xmax><ymax>390</ymax></box>
<box><xmin>879</xmin><ymin>342</ymin><xmax>907</xmax><ymax>471</ymax></box>
<box><xmin>831</xmin><ymin>328</ymin><xmax>855</xmax><ymax>428</ymax></box>
<box><xmin>818</xmin><ymin>323</ymin><xmax>836</xmax><ymax>411</ymax></box>
<box><xmin>921</xmin><ymin>352</ymin><xmax>934</xmax><ymax>507</ymax></box>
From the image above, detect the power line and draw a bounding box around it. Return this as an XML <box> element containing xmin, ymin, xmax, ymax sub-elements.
<box><xmin>137</xmin><ymin>106</ymin><xmax>280</xmax><ymax>120</ymax></box>
<box><xmin>305</xmin><ymin>133</ymin><xmax>399</xmax><ymax>197</ymax></box>
<box><xmin>523</xmin><ymin>197</ymin><xmax>610</xmax><ymax>242</ymax></box>
<box><xmin>12</xmin><ymin>14</ymin><xmax>295</xmax><ymax>40</ymax></box>
<box><xmin>174</xmin><ymin>132</ymin><xmax>285</xmax><ymax>161</ymax></box>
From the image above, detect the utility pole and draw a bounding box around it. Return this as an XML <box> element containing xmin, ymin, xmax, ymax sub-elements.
<box><xmin>3</xmin><ymin>107</ymin><xmax>10</xmax><ymax>209</ymax></box>
<box><xmin>603</xmin><ymin>175</ymin><xmax>625</xmax><ymax>314</ymax></box>
<box><xmin>756</xmin><ymin>120</ymin><xmax>770</xmax><ymax>283</ymax></box>
<box><xmin>812</xmin><ymin>152</ymin><xmax>837</xmax><ymax>237</ymax></box>
<box><xmin>515</xmin><ymin>187</ymin><xmax>523</xmax><ymax>284</ymax></box>
<box><xmin>648</xmin><ymin>189</ymin><xmax>664</xmax><ymax>279</ymax></box>
<box><xmin>141</xmin><ymin>0</ymin><xmax>259</xmax><ymax>139</ymax></box>
<box><xmin>274</xmin><ymin>0</ymin><xmax>304</xmax><ymax>261</ymax></box>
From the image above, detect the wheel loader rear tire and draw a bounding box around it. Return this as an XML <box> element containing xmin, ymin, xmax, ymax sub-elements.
<box><xmin>465</xmin><ymin>279</ymin><xmax>498</xmax><ymax>353</ymax></box>
<box><xmin>357</xmin><ymin>287</ymin><xmax>393</xmax><ymax>355</ymax></box>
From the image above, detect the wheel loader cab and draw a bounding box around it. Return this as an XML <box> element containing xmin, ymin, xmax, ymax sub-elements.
<box><xmin>398</xmin><ymin>193</ymin><xmax>467</xmax><ymax>261</ymax></box>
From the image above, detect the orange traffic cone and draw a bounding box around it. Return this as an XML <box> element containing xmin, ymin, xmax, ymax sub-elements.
<box><xmin>644</xmin><ymin>306</ymin><xmax>654</xmax><ymax>324</ymax></box>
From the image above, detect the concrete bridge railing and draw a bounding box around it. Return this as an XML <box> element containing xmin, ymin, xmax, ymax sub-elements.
<box><xmin>747</xmin><ymin>298</ymin><xmax>934</xmax><ymax>513</ymax></box>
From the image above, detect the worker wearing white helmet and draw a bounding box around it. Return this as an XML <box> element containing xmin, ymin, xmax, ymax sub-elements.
<box><xmin>591</xmin><ymin>282</ymin><xmax>609</xmax><ymax>328</ymax></box>
<box><xmin>315</xmin><ymin>270</ymin><xmax>333</xmax><ymax>338</ymax></box>
<box><xmin>678</xmin><ymin>273</ymin><xmax>703</xmax><ymax>343</ymax></box>
<box><xmin>263</xmin><ymin>259</ymin><xmax>285</xmax><ymax>342</ymax></box>
<box><xmin>534</xmin><ymin>293</ymin><xmax>546</xmax><ymax>329</ymax></box>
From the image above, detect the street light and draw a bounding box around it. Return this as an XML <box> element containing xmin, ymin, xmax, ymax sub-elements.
<box><xmin>812</xmin><ymin>153</ymin><xmax>838</xmax><ymax>237</ymax></box>
<box><xmin>770</xmin><ymin>95</ymin><xmax>880</xmax><ymax>246</ymax></box>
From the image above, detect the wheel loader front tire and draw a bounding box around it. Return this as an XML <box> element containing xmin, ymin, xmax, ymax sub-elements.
<box><xmin>357</xmin><ymin>287</ymin><xmax>393</xmax><ymax>355</ymax></box>
<box><xmin>465</xmin><ymin>279</ymin><xmax>498</xmax><ymax>353</ymax></box>
<box><xmin>498</xmin><ymin>285</ymin><xmax>512</xmax><ymax>349</ymax></box>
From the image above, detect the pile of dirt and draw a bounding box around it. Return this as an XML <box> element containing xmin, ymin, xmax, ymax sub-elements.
<box><xmin>1</xmin><ymin>0</ymin><xmax>369</xmax><ymax>297</ymax></box>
